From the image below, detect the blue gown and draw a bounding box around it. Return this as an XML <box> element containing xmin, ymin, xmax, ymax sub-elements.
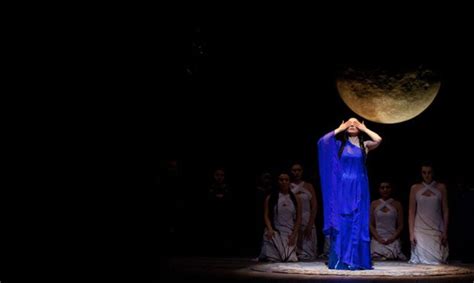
<box><xmin>318</xmin><ymin>131</ymin><xmax>372</xmax><ymax>270</ymax></box>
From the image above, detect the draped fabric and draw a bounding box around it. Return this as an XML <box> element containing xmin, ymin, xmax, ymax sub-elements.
<box><xmin>318</xmin><ymin>131</ymin><xmax>372</xmax><ymax>270</ymax></box>
<box><xmin>371</xmin><ymin>198</ymin><xmax>406</xmax><ymax>260</ymax></box>
<box><xmin>291</xmin><ymin>182</ymin><xmax>318</xmax><ymax>260</ymax></box>
<box><xmin>409</xmin><ymin>182</ymin><xmax>448</xmax><ymax>264</ymax></box>
<box><xmin>260</xmin><ymin>193</ymin><xmax>298</xmax><ymax>262</ymax></box>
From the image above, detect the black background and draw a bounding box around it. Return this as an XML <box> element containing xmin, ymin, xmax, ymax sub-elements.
<box><xmin>156</xmin><ymin>13</ymin><xmax>474</xmax><ymax>264</ymax></box>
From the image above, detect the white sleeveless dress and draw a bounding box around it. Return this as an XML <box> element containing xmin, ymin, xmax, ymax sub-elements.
<box><xmin>409</xmin><ymin>182</ymin><xmax>449</xmax><ymax>264</ymax></box>
<box><xmin>260</xmin><ymin>193</ymin><xmax>298</xmax><ymax>262</ymax></box>
<box><xmin>291</xmin><ymin>182</ymin><xmax>318</xmax><ymax>260</ymax></box>
<box><xmin>371</xmin><ymin>198</ymin><xmax>406</xmax><ymax>260</ymax></box>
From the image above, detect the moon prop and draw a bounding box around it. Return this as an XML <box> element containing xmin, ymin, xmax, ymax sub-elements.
<box><xmin>336</xmin><ymin>65</ymin><xmax>441</xmax><ymax>124</ymax></box>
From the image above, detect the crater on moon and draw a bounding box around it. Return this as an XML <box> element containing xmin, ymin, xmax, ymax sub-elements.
<box><xmin>336</xmin><ymin>65</ymin><xmax>441</xmax><ymax>124</ymax></box>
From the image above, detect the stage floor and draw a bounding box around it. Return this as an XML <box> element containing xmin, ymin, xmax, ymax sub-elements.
<box><xmin>161</xmin><ymin>257</ymin><xmax>474</xmax><ymax>282</ymax></box>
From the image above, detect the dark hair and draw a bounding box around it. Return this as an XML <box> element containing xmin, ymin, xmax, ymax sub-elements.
<box><xmin>290</xmin><ymin>161</ymin><xmax>304</xmax><ymax>168</ymax></box>
<box><xmin>268</xmin><ymin>190</ymin><xmax>297</xmax><ymax>232</ymax></box>
<box><xmin>257</xmin><ymin>172</ymin><xmax>273</xmax><ymax>190</ymax></box>
<box><xmin>337</xmin><ymin>132</ymin><xmax>367</xmax><ymax>162</ymax></box>
<box><xmin>420</xmin><ymin>160</ymin><xmax>434</xmax><ymax>168</ymax></box>
<box><xmin>378</xmin><ymin>181</ymin><xmax>394</xmax><ymax>189</ymax></box>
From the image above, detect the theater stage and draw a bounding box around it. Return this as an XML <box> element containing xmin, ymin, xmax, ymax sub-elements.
<box><xmin>160</xmin><ymin>257</ymin><xmax>474</xmax><ymax>282</ymax></box>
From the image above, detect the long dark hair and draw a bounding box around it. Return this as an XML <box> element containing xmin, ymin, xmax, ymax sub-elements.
<box><xmin>337</xmin><ymin>132</ymin><xmax>367</xmax><ymax>162</ymax></box>
<box><xmin>268</xmin><ymin>188</ymin><xmax>297</xmax><ymax>232</ymax></box>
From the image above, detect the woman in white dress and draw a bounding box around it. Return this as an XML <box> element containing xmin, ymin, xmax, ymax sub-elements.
<box><xmin>370</xmin><ymin>182</ymin><xmax>406</xmax><ymax>260</ymax></box>
<box><xmin>290</xmin><ymin>163</ymin><xmax>318</xmax><ymax>261</ymax></box>
<box><xmin>408</xmin><ymin>162</ymin><xmax>449</xmax><ymax>264</ymax></box>
<box><xmin>260</xmin><ymin>172</ymin><xmax>302</xmax><ymax>262</ymax></box>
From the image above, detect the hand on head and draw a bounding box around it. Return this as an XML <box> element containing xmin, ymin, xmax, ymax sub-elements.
<box><xmin>353</xmin><ymin>119</ymin><xmax>367</xmax><ymax>131</ymax></box>
<box><xmin>337</xmin><ymin>118</ymin><xmax>367</xmax><ymax>134</ymax></box>
<box><xmin>337</xmin><ymin>120</ymin><xmax>351</xmax><ymax>132</ymax></box>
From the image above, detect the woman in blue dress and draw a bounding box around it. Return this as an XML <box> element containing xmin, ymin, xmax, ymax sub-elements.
<box><xmin>318</xmin><ymin>118</ymin><xmax>382</xmax><ymax>270</ymax></box>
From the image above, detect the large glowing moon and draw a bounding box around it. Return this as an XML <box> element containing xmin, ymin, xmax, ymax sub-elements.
<box><xmin>336</xmin><ymin>65</ymin><xmax>441</xmax><ymax>124</ymax></box>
